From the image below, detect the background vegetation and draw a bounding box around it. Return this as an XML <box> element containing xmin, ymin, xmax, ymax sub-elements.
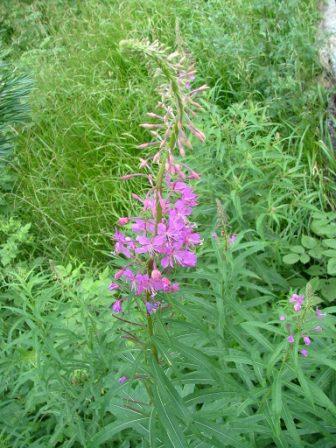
<box><xmin>0</xmin><ymin>0</ymin><xmax>336</xmax><ymax>447</ymax></box>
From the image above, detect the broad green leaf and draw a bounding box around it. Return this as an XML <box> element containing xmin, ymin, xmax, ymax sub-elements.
<box><xmin>323</xmin><ymin>249</ymin><xmax>336</xmax><ymax>258</ymax></box>
<box><xmin>322</xmin><ymin>239</ymin><xmax>336</xmax><ymax>249</ymax></box>
<box><xmin>327</xmin><ymin>258</ymin><xmax>336</xmax><ymax>276</ymax></box>
<box><xmin>299</xmin><ymin>253</ymin><xmax>310</xmax><ymax>264</ymax></box>
<box><xmin>290</xmin><ymin>245</ymin><xmax>305</xmax><ymax>254</ymax></box>
<box><xmin>308</xmin><ymin>245</ymin><xmax>324</xmax><ymax>260</ymax></box>
<box><xmin>301</xmin><ymin>235</ymin><xmax>317</xmax><ymax>249</ymax></box>
<box><xmin>282</xmin><ymin>253</ymin><xmax>299</xmax><ymax>265</ymax></box>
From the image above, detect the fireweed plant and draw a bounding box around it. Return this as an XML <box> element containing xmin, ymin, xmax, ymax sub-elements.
<box><xmin>109</xmin><ymin>40</ymin><xmax>206</xmax><ymax>369</ymax></box>
<box><xmin>280</xmin><ymin>284</ymin><xmax>327</xmax><ymax>358</ymax></box>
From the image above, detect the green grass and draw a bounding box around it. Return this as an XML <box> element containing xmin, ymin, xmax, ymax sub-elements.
<box><xmin>1</xmin><ymin>0</ymin><xmax>333</xmax><ymax>263</ymax></box>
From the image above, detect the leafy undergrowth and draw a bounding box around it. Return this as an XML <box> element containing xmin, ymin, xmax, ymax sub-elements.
<box><xmin>1</xmin><ymin>225</ymin><xmax>336</xmax><ymax>447</ymax></box>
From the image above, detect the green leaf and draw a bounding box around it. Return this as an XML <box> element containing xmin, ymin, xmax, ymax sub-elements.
<box><xmin>306</xmin><ymin>265</ymin><xmax>325</xmax><ymax>276</ymax></box>
<box><xmin>323</xmin><ymin>249</ymin><xmax>336</xmax><ymax>258</ymax></box>
<box><xmin>152</xmin><ymin>386</ymin><xmax>188</xmax><ymax>448</ymax></box>
<box><xmin>322</xmin><ymin>239</ymin><xmax>336</xmax><ymax>249</ymax></box>
<box><xmin>327</xmin><ymin>258</ymin><xmax>336</xmax><ymax>276</ymax></box>
<box><xmin>290</xmin><ymin>245</ymin><xmax>305</xmax><ymax>254</ymax></box>
<box><xmin>301</xmin><ymin>235</ymin><xmax>317</xmax><ymax>249</ymax></box>
<box><xmin>308</xmin><ymin>245</ymin><xmax>324</xmax><ymax>260</ymax></box>
<box><xmin>299</xmin><ymin>253</ymin><xmax>310</xmax><ymax>264</ymax></box>
<box><xmin>271</xmin><ymin>371</ymin><xmax>282</xmax><ymax>418</ymax></box>
<box><xmin>149</xmin><ymin>358</ymin><xmax>192</xmax><ymax>424</ymax></box>
<box><xmin>321</xmin><ymin>279</ymin><xmax>336</xmax><ymax>301</ymax></box>
<box><xmin>282</xmin><ymin>253</ymin><xmax>300</xmax><ymax>265</ymax></box>
<box><xmin>87</xmin><ymin>415</ymin><xmax>149</xmax><ymax>447</ymax></box>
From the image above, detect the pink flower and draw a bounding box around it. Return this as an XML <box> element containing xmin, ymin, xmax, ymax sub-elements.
<box><xmin>145</xmin><ymin>301</ymin><xmax>160</xmax><ymax>314</ymax></box>
<box><xmin>228</xmin><ymin>234</ymin><xmax>237</xmax><ymax>245</ymax></box>
<box><xmin>287</xmin><ymin>335</ymin><xmax>294</xmax><ymax>343</ymax></box>
<box><xmin>289</xmin><ymin>293</ymin><xmax>304</xmax><ymax>312</ymax></box>
<box><xmin>303</xmin><ymin>336</ymin><xmax>311</xmax><ymax>346</ymax></box>
<box><xmin>279</xmin><ymin>315</ymin><xmax>286</xmax><ymax>321</ymax></box>
<box><xmin>300</xmin><ymin>349</ymin><xmax>308</xmax><ymax>357</ymax></box>
<box><xmin>151</xmin><ymin>269</ymin><xmax>162</xmax><ymax>280</ymax></box>
<box><xmin>117</xmin><ymin>217</ymin><xmax>129</xmax><ymax>226</ymax></box>
<box><xmin>294</xmin><ymin>303</ymin><xmax>302</xmax><ymax>312</ymax></box>
<box><xmin>119</xmin><ymin>376</ymin><xmax>128</xmax><ymax>384</ymax></box>
<box><xmin>112</xmin><ymin>300</ymin><xmax>122</xmax><ymax>313</ymax></box>
<box><xmin>108</xmin><ymin>282</ymin><xmax>119</xmax><ymax>291</ymax></box>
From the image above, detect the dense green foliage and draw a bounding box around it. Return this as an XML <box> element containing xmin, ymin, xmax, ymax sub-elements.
<box><xmin>1</xmin><ymin>0</ymin><xmax>336</xmax><ymax>447</ymax></box>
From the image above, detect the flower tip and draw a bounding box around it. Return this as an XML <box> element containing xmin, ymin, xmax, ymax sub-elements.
<box><xmin>303</xmin><ymin>336</ymin><xmax>311</xmax><ymax>346</ymax></box>
<box><xmin>108</xmin><ymin>282</ymin><xmax>119</xmax><ymax>291</ymax></box>
<box><xmin>117</xmin><ymin>217</ymin><xmax>129</xmax><ymax>226</ymax></box>
<box><xmin>112</xmin><ymin>299</ymin><xmax>122</xmax><ymax>313</ymax></box>
<box><xmin>287</xmin><ymin>335</ymin><xmax>294</xmax><ymax>344</ymax></box>
<box><xmin>119</xmin><ymin>376</ymin><xmax>128</xmax><ymax>384</ymax></box>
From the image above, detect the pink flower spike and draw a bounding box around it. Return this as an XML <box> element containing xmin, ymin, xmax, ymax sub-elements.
<box><xmin>279</xmin><ymin>315</ymin><xmax>286</xmax><ymax>321</ymax></box>
<box><xmin>108</xmin><ymin>282</ymin><xmax>119</xmax><ymax>291</ymax></box>
<box><xmin>300</xmin><ymin>349</ymin><xmax>308</xmax><ymax>357</ymax></box>
<box><xmin>287</xmin><ymin>335</ymin><xmax>294</xmax><ymax>344</ymax></box>
<box><xmin>112</xmin><ymin>300</ymin><xmax>122</xmax><ymax>313</ymax></box>
<box><xmin>119</xmin><ymin>376</ymin><xmax>128</xmax><ymax>384</ymax></box>
<box><xmin>117</xmin><ymin>217</ymin><xmax>129</xmax><ymax>226</ymax></box>
<box><xmin>303</xmin><ymin>336</ymin><xmax>311</xmax><ymax>346</ymax></box>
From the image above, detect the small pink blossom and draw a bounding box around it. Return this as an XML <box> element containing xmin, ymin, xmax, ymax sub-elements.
<box><xmin>112</xmin><ymin>300</ymin><xmax>122</xmax><ymax>313</ymax></box>
<box><xmin>300</xmin><ymin>349</ymin><xmax>308</xmax><ymax>357</ymax></box>
<box><xmin>287</xmin><ymin>335</ymin><xmax>294</xmax><ymax>343</ymax></box>
<box><xmin>279</xmin><ymin>315</ymin><xmax>286</xmax><ymax>321</ymax></box>
<box><xmin>117</xmin><ymin>217</ymin><xmax>129</xmax><ymax>226</ymax></box>
<box><xmin>108</xmin><ymin>282</ymin><xmax>119</xmax><ymax>291</ymax></box>
<box><xmin>145</xmin><ymin>301</ymin><xmax>160</xmax><ymax>314</ymax></box>
<box><xmin>228</xmin><ymin>234</ymin><xmax>237</xmax><ymax>245</ymax></box>
<box><xmin>119</xmin><ymin>376</ymin><xmax>128</xmax><ymax>384</ymax></box>
<box><xmin>303</xmin><ymin>336</ymin><xmax>311</xmax><ymax>346</ymax></box>
<box><xmin>294</xmin><ymin>303</ymin><xmax>302</xmax><ymax>312</ymax></box>
<box><xmin>151</xmin><ymin>269</ymin><xmax>162</xmax><ymax>280</ymax></box>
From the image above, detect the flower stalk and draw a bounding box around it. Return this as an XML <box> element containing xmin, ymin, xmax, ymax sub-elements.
<box><xmin>110</xmin><ymin>39</ymin><xmax>207</xmax><ymax>381</ymax></box>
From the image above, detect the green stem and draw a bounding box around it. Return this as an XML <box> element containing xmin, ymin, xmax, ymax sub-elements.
<box><xmin>147</xmin><ymin>312</ymin><xmax>159</xmax><ymax>362</ymax></box>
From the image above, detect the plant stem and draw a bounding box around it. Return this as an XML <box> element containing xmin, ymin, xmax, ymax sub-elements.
<box><xmin>147</xmin><ymin>312</ymin><xmax>159</xmax><ymax>362</ymax></box>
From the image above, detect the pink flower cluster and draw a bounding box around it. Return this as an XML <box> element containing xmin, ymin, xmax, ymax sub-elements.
<box><xmin>110</xmin><ymin>175</ymin><xmax>201</xmax><ymax>314</ymax></box>
<box><xmin>280</xmin><ymin>292</ymin><xmax>327</xmax><ymax>358</ymax></box>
